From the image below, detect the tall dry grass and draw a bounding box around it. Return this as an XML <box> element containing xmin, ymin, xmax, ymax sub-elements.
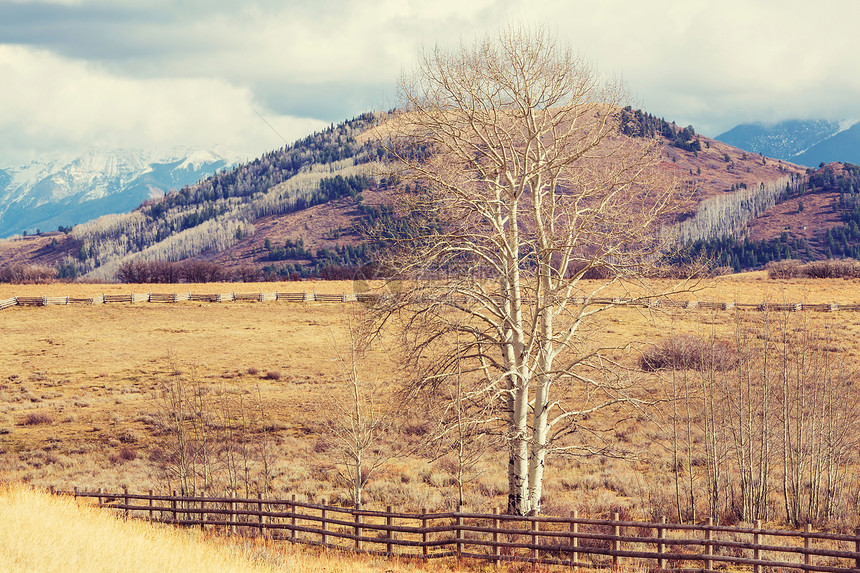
<box><xmin>0</xmin><ymin>484</ymin><xmax>473</xmax><ymax>573</ymax></box>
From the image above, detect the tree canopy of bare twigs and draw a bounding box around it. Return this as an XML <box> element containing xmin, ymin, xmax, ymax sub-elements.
<box><xmin>372</xmin><ymin>25</ymin><xmax>693</xmax><ymax>515</ymax></box>
<box><xmin>326</xmin><ymin>315</ymin><xmax>396</xmax><ymax>508</ymax></box>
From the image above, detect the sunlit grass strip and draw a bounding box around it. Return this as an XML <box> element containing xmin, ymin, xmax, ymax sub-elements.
<box><xmin>0</xmin><ymin>484</ymin><xmax>283</xmax><ymax>573</ymax></box>
<box><xmin>0</xmin><ymin>484</ymin><xmax>474</xmax><ymax>573</ymax></box>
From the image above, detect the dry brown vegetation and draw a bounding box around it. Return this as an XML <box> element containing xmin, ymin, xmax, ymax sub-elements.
<box><xmin>2</xmin><ymin>278</ymin><xmax>860</xmax><ymax>530</ymax></box>
<box><xmin>767</xmin><ymin>259</ymin><xmax>860</xmax><ymax>279</ymax></box>
<box><xmin>1</xmin><ymin>483</ymin><xmax>470</xmax><ymax>572</ymax></box>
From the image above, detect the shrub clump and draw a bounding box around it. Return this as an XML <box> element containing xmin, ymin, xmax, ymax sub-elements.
<box><xmin>20</xmin><ymin>412</ymin><xmax>53</xmax><ymax>426</ymax></box>
<box><xmin>640</xmin><ymin>335</ymin><xmax>738</xmax><ymax>372</ymax></box>
<box><xmin>767</xmin><ymin>258</ymin><xmax>860</xmax><ymax>279</ymax></box>
<box><xmin>109</xmin><ymin>448</ymin><xmax>137</xmax><ymax>464</ymax></box>
<box><xmin>0</xmin><ymin>264</ymin><xmax>57</xmax><ymax>284</ymax></box>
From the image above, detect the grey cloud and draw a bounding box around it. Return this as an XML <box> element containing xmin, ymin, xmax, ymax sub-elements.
<box><xmin>0</xmin><ymin>0</ymin><xmax>411</xmax><ymax>120</ymax></box>
<box><xmin>2</xmin><ymin>0</ymin><xmax>859</xmax><ymax>162</ymax></box>
<box><xmin>254</xmin><ymin>80</ymin><xmax>394</xmax><ymax>122</ymax></box>
<box><xmin>0</xmin><ymin>2</ymin><xmax>171</xmax><ymax>59</ymax></box>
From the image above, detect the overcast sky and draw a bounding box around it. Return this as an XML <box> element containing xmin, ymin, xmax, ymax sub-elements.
<box><xmin>1</xmin><ymin>0</ymin><xmax>858</xmax><ymax>166</ymax></box>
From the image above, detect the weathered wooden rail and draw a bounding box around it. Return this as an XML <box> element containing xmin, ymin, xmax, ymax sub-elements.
<box><xmin>57</xmin><ymin>488</ymin><xmax>860</xmax><ymax>572</ymax></box>
<box><xmin>1</xmin><ymin>292</ymin><xmax>857</xmax><ymax>313</ymax></box>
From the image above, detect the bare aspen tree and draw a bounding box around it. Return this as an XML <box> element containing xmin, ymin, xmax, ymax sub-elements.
<box><xmin>427</xmin><ymin>334</ymin><xmax>500</xmax><ymax>507</ymax></box>
<box><xmin>723</xmin><ymin>311</ymin><xmax>774</xmax><ymax>522</ymax></box>
<box><xmin>378</xmin><ymin>25</ymin><xmax>692</xmax><ymax>515</ymax></box>
<box><xmin>698</xmin><ymin>328</ymin><xmax>730</xmax><ymax>523</ymax></box>
<box><xmin>215</xmin><ymin>383</ymin><xmax>241</xmax><ymax>495</ymax></box>
<box><xmin>775</xmin><ymin>311</ymin><xmax>860</xmax><ymax>525</ymax></box>
<box><xmin>188</xmin><ymin>366</ymin><xmax>214</xmax><ymax>494</ymax></box>
<box><xmin>155</xmin><ymin>356</ymin><xmax>275</xmax><ymax>498</ymax></box>
<box><xmin>667</xmin><ymin>365</ymin><xmax>697</xmax><ymax>523</ymax></box>
<box><xmin>255</xmin><ymin>384</ymin><xmax>273</xmax><ymax>498</ymax></box>
<box><xmin>157</xmin><ymin>370</ymin><xmax>192</xmax><ymax>495</ymax></box>
<box><xmin>326</xmin><ymin>316</ymin><xmax>395</xmax><ymax>508</ymax></box>
<box><xmin>653</xmin><ymin>323</ymin><xmax>732</xmax><ymax>523</ymax></box>
<box><xmin>652</xmin><ymin>311</ymin><xmax>860</xmax><ymax>526</ymax></box>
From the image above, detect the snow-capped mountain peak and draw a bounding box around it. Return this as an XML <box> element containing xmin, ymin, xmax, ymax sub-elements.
<box><xmin>716</xmin><ymin>119</ymin><xmax>860</xmax><ymax>167</ymax></box>
<box><xmin>0</xmin><ymin>147</ymin><xmax>235</xmax><ymax>238</ymax></box>
<box><xmin>177</xmin><ymin>149</ymin><xmax>225</xmax><ymax>172</ymax></box>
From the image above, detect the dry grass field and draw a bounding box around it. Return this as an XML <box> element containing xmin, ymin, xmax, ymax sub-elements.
<box><xmin>3</xmin><ymin>276</ymin><xmax>860</xmax><ymax>527</ymax></box>
<box><xmin>0</xmin><ymin>484</ymin><xmax>484</xmax><ymax>573</ymax></box>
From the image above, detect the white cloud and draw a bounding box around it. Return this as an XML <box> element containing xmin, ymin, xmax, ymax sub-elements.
<box><xmin>2</xmin><ymin>0</ymin><xmax>859</xmax><ymax>165</ymax></box>
<box><xmin>523</xmin><ymin>0</ymin><xmax>860</xmax><ymax>134</ymax></box>
<box><xmin>0</xmin><ymin>45</ymin><xmax>327</xmax><ymax>166</ymax></box>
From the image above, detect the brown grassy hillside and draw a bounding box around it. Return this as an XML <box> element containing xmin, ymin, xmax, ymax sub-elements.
<box><xmin>0</xmin><ymin>116</ymin><xmax>807</xmax><ymax>282</ymax></box>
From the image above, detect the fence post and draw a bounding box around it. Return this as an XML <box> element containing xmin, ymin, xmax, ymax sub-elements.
<box><xmin>258</xmin><ymin>497</ymin><xmax>264</xmax><ymax>537</ymax></box>
<box><xmin>422</xmin><ymin>508</ymin><xmax>429</xmax><ymax>558</ymax></box>
<box><xmin>754</xmin><ymin>519</ymin><xmax>762</xmax><ymax>573</ymax></box>
<box><xmin>570</xmin><ymin>510</ymin><xmax>578</xmax><ymax>571</ymax></box>
<box><xmin>854</xmin><ymin>526</ymin><xmax>860</xmax><ymax>569</ymax></box>
<box><xmin>123</xmin><ymin>487</ymin><xmax>129</xmax><ymax>519</ymax></box>
<box><xmin>532</xmin><ymin>515</ymin><xmax>539</xmax><ymax>560</ymax></box>
<box><xmin>493</xmin><ymin>507</ymin><xmax>500</xmax><ymax>567</ymax></box>
<box><xmin>291</xmin><ymin>494</ymin><xmax>297</xmax><ymax>542</ymax></box>
<box><xmin>98</xmin><ymin>487</ymin><xmax>103</xmax><ymax>507</ymax></box>
<box><xmin>657</xmin><ymin>516</ymin><xmax>666</xmax><ymax>570</ymax></box>
<box><xmin>171</xmin><ymin>491</ymin><xmax>177</xmax><ymax>524</ymax></box>
<box><xmin>456</xmin><ymin>505</ymin><xmax>463</xmax><ymax>556</ymax></box>
<box><xmin>74</xmin><ymin>486</ymin><xmax>78</xmax><ymax>500</ymax></box>
<box><xmin>148</xmin><ymin>489</ymin><xmax>154</xmax><ymax>522</ymax></box>
<box><xmin>804</xmin><ymin>523</ymin><xmax>811</xmax><ymax>567</ymax></box>
<box><xmin>200</xmin><ymin>497</ymin><xmax>205</xmax><ymax>531</ymax></box>
<box><xmin>355</xmin><ymin>503</ymin><xmax>363</xmax><ymax>550</ymax></box>
<box><xmin>321</xmin><ymin>499</ymin><xmax>328</xmax><ymax>546</ymax></box>
<box><xmin>231</xmin><ymin>492</ymin><xmax>236</xmax><ymax>535</ymax></box>
<box><xmin>612</xmin><ymin>512</ymin><xmax>620</xmax><ymax>569</ymax></box>
<box><xmin>386</xmin><ymin>505</ymin><xmax>394</xmax><ymax>555</ymax></box>
<box><xmin>705</xmin><ymin>517</ymin><xmax>713</xmax><ymax>571</ymax></box>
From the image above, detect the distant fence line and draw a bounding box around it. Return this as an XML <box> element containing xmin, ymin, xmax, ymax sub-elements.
<box><xmin>0</xmin><ymin>291</ymin><xmax>371</xmax><ymax>309</ymax></box>
<box><xmin>51</xmin><ymin>487</ymin><xmax>860</xmax><ymax>572</ymax></box>
<box><xmin>1</xmin><ymin>292</ymin><xmax>858</xmax><ymax>313</ymax></box>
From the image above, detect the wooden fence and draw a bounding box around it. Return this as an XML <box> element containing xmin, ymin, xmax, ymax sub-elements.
<box><xmin>58</xmin><ymin>488</ymin><xmax>860</xmax><ymax>572</ymax></box>
<box><xmin>0</xmin><ymin>291</ymin><xmax>371</xmax><ymax>309</ymax></box>
<box><xmin>0</xmin><ymin>293</ymin><xmax>856</xmax><ymax>313</ymax></box>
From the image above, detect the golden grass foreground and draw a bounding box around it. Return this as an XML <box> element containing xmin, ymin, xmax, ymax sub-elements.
<box><xmin>0</xmin><ymin>484</ymin><xmax>491</xmax><ymax>573</ymax></box>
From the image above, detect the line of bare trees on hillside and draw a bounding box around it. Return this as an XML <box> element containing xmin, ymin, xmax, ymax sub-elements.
<box><xmin>672</xmin><ymin>174</ymin><xmax>806</xmax><ymax>244</ymax></box>
<box><xmin>650</xmin><ymin>310</ymin><xmax>860</xmax><ymax>528</ymax></box>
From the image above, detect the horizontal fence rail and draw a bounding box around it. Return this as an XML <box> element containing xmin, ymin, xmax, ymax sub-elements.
<box><xmin>0</xmin><ymin>293</ymin><xmax>858</xmax><ymax>314</ymax></box>
<box><xmin>55</xmin><ymin>488</ymin><xmax>860</xmax><ymax>572</ymax></box>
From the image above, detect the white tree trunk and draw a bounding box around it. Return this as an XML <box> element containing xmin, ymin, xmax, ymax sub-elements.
<box><xmin>387</xmin><ymin>25</ymin><xmax>691</xmax><ymax>517</ymax></box>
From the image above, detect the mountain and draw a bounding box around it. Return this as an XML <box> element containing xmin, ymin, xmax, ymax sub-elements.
<box><xmin>794</xmin><ymin>122</ymin><xmax>860</xmax><ymax>167</ymax></box>
<box><xmin>716</xmin><ymin>119</ymin><xmax>859</xmax><ymax>167</ymax></box>
<box><xmin>0</xmin><ymin>110</ymin><xmax>814</xmax><ymax>281</ymax></box>
<box><xmin>0</xmin><ymin>148</ymin><xmax>235</xmax><ymax>238</ymax></box>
